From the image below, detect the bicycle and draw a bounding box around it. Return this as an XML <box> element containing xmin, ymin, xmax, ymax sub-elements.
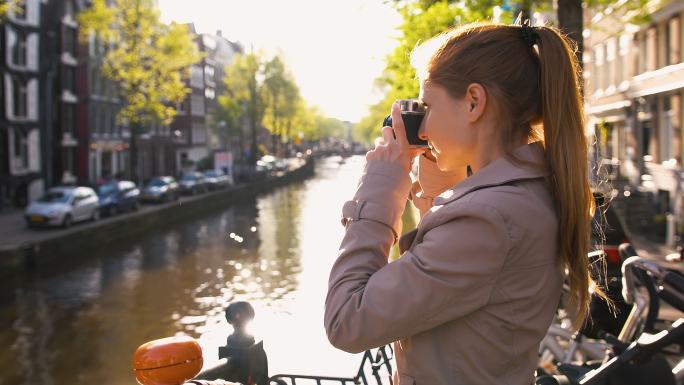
<box><xmin>535</xmin><ymin>243</ymin><xmax>684</xmax><ymax>385</ymax></box>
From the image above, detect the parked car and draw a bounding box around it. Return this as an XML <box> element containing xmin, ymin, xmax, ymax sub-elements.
<box><xmin>179</xmin><ymin>172</ymin><xmax>208</xmax><ymax>195</ymax></box>
<box><xmin>98</xmin><ymin>180</ymin><xmax>140</xmax><ymax>216</ymax></box>
<box><xmin>141</xmin><ymin>176</ymin><xmax>180</xmax><ymax>203</ymax></box>
<box><xmin>25</xmin><ymin>186</ymin><xmax>99</xmax><ymax>228</ymax></box>
<box><xmin>203</xmin><ymin>169</ymin><xmax>232</xmax><ymax>190</ymax></box>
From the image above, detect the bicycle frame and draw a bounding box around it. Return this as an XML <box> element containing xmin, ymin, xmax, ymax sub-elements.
<box><xmin>539</xmin><ymin>320</ymin><xmax>608</xmax><ymax>364</ymax></box>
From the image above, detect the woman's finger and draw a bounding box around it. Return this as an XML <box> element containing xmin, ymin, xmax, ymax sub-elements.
<box><xmin>374</xmin><ymin>136</ymin><xmax>385</xmax><ymax>148</ymax></box>
<box><xmin>381</xmin><ymin>126</ymin><xmax>395</xmax><ymax>144</ymax></box>
<box><xmin>391</xmin><ymin>102</ymin><xmax>408</xmax><ymax>148</ymax></box>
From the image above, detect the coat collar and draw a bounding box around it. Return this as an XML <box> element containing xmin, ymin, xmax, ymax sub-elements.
<box><xmin>433</xmin><ymin>141</ymin><xmax>550</xmax><ymax>206</ymax></box>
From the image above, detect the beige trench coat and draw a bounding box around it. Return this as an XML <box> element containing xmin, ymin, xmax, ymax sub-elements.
<box><xmin>325</xmin><ymin>142</ymin><xmax>563</xmax><ymax>385</ymax></box>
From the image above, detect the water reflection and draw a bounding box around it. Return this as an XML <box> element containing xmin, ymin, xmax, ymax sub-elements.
<box><xmin>0</xmin><ymin>156</ymin><xmax>366</xmax><ymax>385</ymax></box>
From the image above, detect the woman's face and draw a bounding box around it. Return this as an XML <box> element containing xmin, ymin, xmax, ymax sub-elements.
<box><xmin>418</xmin><ymin>82</ymin><xmax>475</xmax><ymax>172</ymax></box>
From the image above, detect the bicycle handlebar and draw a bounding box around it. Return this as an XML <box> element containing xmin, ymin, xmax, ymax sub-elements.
<box><xmin>663</xmin><ymin>270</ymin><xmax>684</xmax><ymax>294</ymax></box>
<box><xmin>620</xmin><ymin>248</ymin><xmax>684</xmax><ymax>312</ymax></box>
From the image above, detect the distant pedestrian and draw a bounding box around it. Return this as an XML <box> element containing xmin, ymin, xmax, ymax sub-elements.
<box><xmin>325</xmin><ymin>21</ymin><xmax>605</xmax><ymax>385</ymax></box>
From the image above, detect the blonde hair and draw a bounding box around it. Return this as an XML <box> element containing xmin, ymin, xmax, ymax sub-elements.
<box><xmin>413</xmin><ymin>22</ymin><xmax>600</xmax><ymax>330</ymax></box>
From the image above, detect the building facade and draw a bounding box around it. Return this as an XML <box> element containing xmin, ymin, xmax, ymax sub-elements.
<box><xmin>586</xmin><ymin>0</ymin><xmax>684</xmax><ymax>242</ymax></box>
<box><xmin>171</xmin><ymin>24</ymin><xmax>208</xmax><ymax>175</ymax></box>
<box><xmin>1</xmin><ymin>0</ymin><xmax>43</xmax><ymax>207</ymax></box>
<box><xmin>45</xmin><ymin>0</ymin><xmax>85</xmax><ymax>187</ymax></box>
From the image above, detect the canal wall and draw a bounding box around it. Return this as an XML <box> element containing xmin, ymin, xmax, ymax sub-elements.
<box><xmin>0</xmin><ymin>159</ymin><xmax>315</xmax><ymax>276</ymax></box>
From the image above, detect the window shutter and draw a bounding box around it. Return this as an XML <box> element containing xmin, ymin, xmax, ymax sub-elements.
<box><xmin>28</xmin><ymin>128</ymin><xmax>41</xmax><ymax>172</ymax></box>
<box><xmin>27</xmin><ymin>78</ymin><xmax>38</xmax><ymax>121</ymax></box>
<box><xmin>27</xmin><ymin>33</ymin><xmax>38</xmax><ymax>71</ymax></box>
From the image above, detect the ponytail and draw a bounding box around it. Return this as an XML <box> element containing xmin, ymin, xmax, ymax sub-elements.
<box><xmin>536</xmin><ymin>26</ymin><xmax>603</xmax><ymax>330</ymax></box>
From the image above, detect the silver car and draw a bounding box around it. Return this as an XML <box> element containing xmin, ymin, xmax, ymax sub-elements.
<box><xmin>25</xmin><ymin>186</ymin><xmax>100</xmax><ymax>228</ymax></box>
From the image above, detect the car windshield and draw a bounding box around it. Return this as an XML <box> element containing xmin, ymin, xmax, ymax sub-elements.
<box><xmin>38</xmin><ymin>191</ymin><xmax>70</xmax><ymax>203</ymax></box>
<box><xmin>181</xmin><ymin>175</ymin><xmax>196</xmax><ymax>181</ymax></box>
<box><xmin>98</xmin><ymin>183</ymin><xmax>118</xmax><ymax>196</ymax></box>
<box><xmin>204</xmin><ymin>171</ymin><xmax>218</xmax><ymax>177</ymax></box>
<box><xmin>147</xmin><ymin>178</ymin><xmax>166</xmax><ymax>187</ymax></box>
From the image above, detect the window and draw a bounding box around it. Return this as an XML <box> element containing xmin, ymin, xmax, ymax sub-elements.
<box><xmin>63</xmin><ymin>66</ymin><xmax>75</xmax><ymax>93</ymax></box>
<box><xmin>191</xmin><ymin>94</ymin><xmax>205</xmax><ymax>116</ymax></box>
<box><xmin>12</xmin><ymin>77</ymin><xmax>27</xmax><ymax>118</ymax></box>
<box><xmin>190</xmin><ymin>66</ymin><xmax>204</xmax><ymax>88</ymax></box>
<box><xmin>205</xmin><ymin>65</ymin><xmax>215</xmax><ymax>81</ymax></box>
<box><xmin>12</xmin><ymin>128</ymin><xmax>28</xmax><ymax>169</ymax></box>
<box><xmin>63</xmin><ymin>103</ymin><xmax>74</xmax><ymax>134</ymax></box>
<box><xmin>65</xmin><ymin>0</ymin><xmax>74</xmax><ymax>17</ymax></box>
<box><xmin>192</xmin><ymin>123</ymin><xmax>206</xmax><ymax>144</ymax></box>
<box><xmin>593</xmin><ymin>45</ymin><xmax>604</xmax><ymax>91</ymax></box>
<box><xmin>91</xmin><ymin>66</ymin><xmax>100</xmax><ymax>95</ymax></box>
<box><xmin>647</xmin><ymin>27</ymin><xmax>657</xmax><ymax>71</ymax></box>
<box><xmin>11</xmin><ymin>30</ymin><xmax>28</xmax><ymax>66</ymax></box>
<box><xmin>205</xmin><ymin>87</ymin><xmax>215</xmax><ymax>99</ymax></box>
<box><xmin>605</xmin><ymin>39</ymin><xmax>615</xmax><ymax>88</ymax></box>
<box><xmin>63</xmin><ymin>26</ymin><xmax>77</xmax><ymax>56</ymax></box>
<box><xmin>670</xmin><ymin>17</ymin><xmax>681</xmax><ymax>65</ymax></box>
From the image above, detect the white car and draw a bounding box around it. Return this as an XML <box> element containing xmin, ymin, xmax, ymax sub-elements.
<box><xmin>25</xmin><ymin>186</ymin><xmax>100</xmax><ymax>228</ymax></box>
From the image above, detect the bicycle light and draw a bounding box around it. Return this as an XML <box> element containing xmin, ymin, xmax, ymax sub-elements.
<box><xmin>133</xmin><ymin>336</ymin><xmax>203</xmax><ymax>385</ymax></box>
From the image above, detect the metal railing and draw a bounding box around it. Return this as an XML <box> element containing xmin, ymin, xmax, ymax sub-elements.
<box><xmin>269</xmin><ymin>344</ymin><xmax>394</xmax><ymax>385</ymax></box>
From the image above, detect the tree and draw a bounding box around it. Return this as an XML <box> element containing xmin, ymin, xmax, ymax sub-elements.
<box><xmin>262</xmin><ymin>55</ymin><xmax>300</xmax><ymax>155</ymax></box>
<box><xmin>355</xmin><ymin>1</ymin><xmax>475</xmax><ymax>144</ymax></box>
<box><xmin>214</xmin><ymin>94</ymin><xmax>244</xmax><ymax>157</ymax></box>
<box><xmin>77</xmin><ymin>0</ymin><xmax>200</xmax><ymax>182</ymax></box>
<box><xmin>222</xmin><ymin>52</ymin><xmax>266</xmax><ymax>165</ymax></box>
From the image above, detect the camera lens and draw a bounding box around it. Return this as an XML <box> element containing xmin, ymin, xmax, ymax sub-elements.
<box><xmin>383</xmin><ymin>115</ymin><xmax>392</xmax><ymax>128</ymax></box>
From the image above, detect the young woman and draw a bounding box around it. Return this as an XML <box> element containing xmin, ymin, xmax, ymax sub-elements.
<box><xmin>324</xmin><ymin>22</ymin><xmax>596</xmax><ymax>385</ymax></box>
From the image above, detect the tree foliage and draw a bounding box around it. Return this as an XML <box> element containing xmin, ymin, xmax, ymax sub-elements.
<box><xmin>218</xmin><ymin>51</ymin><xmax>346</xmax><ymax>159</ymax></box>
<box><xmin>354</xmin><ymin>1</ymin><xmax>484</xmax><ymax>143</ymax></box>
<box><xmin>262</xmin><ymin>55</ymin><xmax>300</xmax><ymax>150</ymax></box>
<box><xmin>77</xmin><ymin>0</ymin><xmax>201</xmax><ymax>127</ymax></box>
<box><xmin>355</xmin><ymin>0</ymin><xmax>657</xmax><ymax>144</ymax></box>
<box><xmin>0</xmin><ymin>0</ymin><xmax>21</xmax><ymax>22</ymax></box>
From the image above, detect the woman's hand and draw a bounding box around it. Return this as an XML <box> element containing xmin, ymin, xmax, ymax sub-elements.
<box><xmin>366</xmin><ymin>103</ymin><xmax>425</xmax><ymax>172</ymax></box>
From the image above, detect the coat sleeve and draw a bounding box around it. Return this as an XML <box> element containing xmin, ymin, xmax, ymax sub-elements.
<box><xmin>325</xmin><ymin>197</ymin><xmax>512</xmax><ymax>354</ymax></box>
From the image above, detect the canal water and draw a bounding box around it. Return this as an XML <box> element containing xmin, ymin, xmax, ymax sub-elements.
<box><xmin>0</xmin><ymin>156</ymin><xmax>368</xmax><ymax>385</ymax></box>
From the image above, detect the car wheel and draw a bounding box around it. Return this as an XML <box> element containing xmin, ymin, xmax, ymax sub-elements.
<box><xmin>92</xmin><ymin>209</ymin><xmax>100</xmax><ymax>221</ymax></box>
<box><xmin>110</xmin><ymin>205</ymin><xmax>118</xmax><ymax>216</ymax></box>
<box><xmin>132</xmin><ymin>201</ymin><xmax>139</xmax><ymax>211</ymax></box>
<box><xmin>63</xmin><ymin>214</ymin><xmax>73</xmax><ymax>228</ymax></box>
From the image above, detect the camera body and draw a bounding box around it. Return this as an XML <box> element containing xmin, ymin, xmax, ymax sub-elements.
<box><xmin>383</xmin><ymin>99</ymin><xmax>428</xmax><ymax>148</ymax></box>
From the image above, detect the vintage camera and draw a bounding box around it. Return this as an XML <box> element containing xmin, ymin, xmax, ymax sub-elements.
<box><xmin>382</xmin><ymin>99</ymin><xmax>428</xmax><ymax>148</ymax></box>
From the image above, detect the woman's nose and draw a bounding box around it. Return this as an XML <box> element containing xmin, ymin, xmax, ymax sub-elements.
<box><xmin>418</xmin><ymin>121</ymin><xmax>428</xmax><ymax>141</ymax></box>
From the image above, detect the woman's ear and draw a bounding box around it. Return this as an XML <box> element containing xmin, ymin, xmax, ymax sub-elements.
<box><xmin>466</xmin><ymin>83</ymin><xmax>487</xmax><ymax>122</ymax></box>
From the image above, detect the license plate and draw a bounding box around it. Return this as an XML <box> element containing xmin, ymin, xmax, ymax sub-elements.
<box><xmin>30</xmin><ymin>215</ymin><xmax>45</xmax><ymax>222</ymax></box>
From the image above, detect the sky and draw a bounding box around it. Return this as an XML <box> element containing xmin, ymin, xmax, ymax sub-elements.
<box><xmin>158</xmin><ymin>0</ymin><xmax>404</xmax><ymax>123</ymax></box>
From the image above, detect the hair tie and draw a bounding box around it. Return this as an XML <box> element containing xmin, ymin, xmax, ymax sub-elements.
<box><xmin>520</xmin><ymin>23</ymin><xmax>537</xmax><ymax>47</ymax></box>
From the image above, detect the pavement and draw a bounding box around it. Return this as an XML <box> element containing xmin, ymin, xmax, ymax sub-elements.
<box><xmin>0</xmin><ymin>192</ymin><xmax>200</xmax><ymax>252</ymax></box>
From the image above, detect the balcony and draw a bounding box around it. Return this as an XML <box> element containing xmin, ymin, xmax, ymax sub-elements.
<box><xmin>629</xmin><ymin>62</ymin><xmax>684</xmax><ymax>98</ymax></box>
<box><xmin>60</xmin><ymin>132</ymin><xmax>78</xmax><ymax>147</ymax></box>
